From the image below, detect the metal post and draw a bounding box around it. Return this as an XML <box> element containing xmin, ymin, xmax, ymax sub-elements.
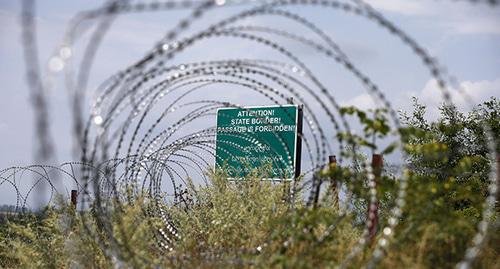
<box><xmin>368</xmin><ymin>154</ymin><xmax>383</xmax><ymax>242</ymax></box>
<box><xmin>291</xmin><ymin>104</ymin><xmax>303</xmax><ymax>204</ymax></box>
<box><xmin>294</xmin><ymin>105</ymin><xmax>303</xmax><ymax>179</ymax></box>
<box><xmin>312</xmin><ymin>173</ymin><xmax>321</xmax><ymax>208</ymax></box>
<box><xmin>286</xmin><ymin>96</ymin><xmax>303</xmax><ymax>179</ymax></box>
<box><xmin>71</xmin><ymin>190</ymin><xmax>77</xmax><ymax>208</ymax></box>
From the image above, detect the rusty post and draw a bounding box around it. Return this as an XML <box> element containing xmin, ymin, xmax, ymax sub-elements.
<box><xmin>71</xmin><ymin>190</ymin><xmax>77</xmax><ymax>208</ymax></box>
<box><xmin>368</xmin><ymin>154</ymin><xmax>383</xmax><ymax>242</ymax></box>
<box><xmin>312</xmin><ymin>155</ymin><xmax>338</xmax><ymax>208</ymax></box>
<box><xmin>312</xmin><ymin>173</ymin><xmax>322</xmax><ymax>208</ymax></box>
<box><xmin>329</xmin><ymin>155</ymin><xmax>338</xmax><ymax>210</ymax></box>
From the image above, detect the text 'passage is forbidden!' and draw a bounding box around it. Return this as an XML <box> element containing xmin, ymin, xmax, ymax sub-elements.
<box><xmin>215</xmin><ymin>105</ymin><xmax>302</xmax><ymax>180</ymax></box>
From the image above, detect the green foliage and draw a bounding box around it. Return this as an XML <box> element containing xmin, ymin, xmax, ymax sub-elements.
<box><xmin>400</xmin><ymin>97</ymin><xmax>499</xmax><ymax>213</ymax></box>
<box><xmin>0</xmin><ymin>207</ymin><xmax>69</xmax><ymax>269</ymax></box>
<box><xmin>170</xmin><ymin>172</ymin><xmax>289</xmax><ymax>254</ymax></box>
<box><xmin>0</xmin><ymin>98</ymin><xmax>498</xmax><ymax>268</ymax></box>
<box><xmin>163</xmin><ymin>169</ymin><xmax>361</xmax><ymax>268</ymax></box>
<box><xmin>0</xmin><ymin>195</ymin><xmax>164</xmax><ymax>269</ymax></box>
<box><xmin>325</xmin><ymin>97</ymin><xmax>499</xmax><ymax>268</ymax></box>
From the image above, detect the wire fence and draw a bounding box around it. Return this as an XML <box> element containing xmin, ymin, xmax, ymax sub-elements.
<box><xmin>0</xmin><ymin>0</ymin><xmax>498</xmax><ymax>268</ymax></box>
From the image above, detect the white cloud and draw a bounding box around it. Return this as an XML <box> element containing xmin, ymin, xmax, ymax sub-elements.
<box><xmin>447</xmin><ymin>18</ymin><xmax>500</xmax><ymax>35</ymax></box>
<box><xmin>341</xmin><ymin>92</ymin><xmax>377</xmax><ymax>110</ymax></box>
<box><xmin>363</xmin><ymin>0</ymin><xmax>500</xmax><ymax>35</ymax></box>
<box><xmin>418</xmin><ymin>78</ymin><xmax>500</xmax><ymax>117</ymax></box>
<box><xmin>340</xmin><ymin>78</ymin><xmax>498</xmax><ymax>120</ymax></box>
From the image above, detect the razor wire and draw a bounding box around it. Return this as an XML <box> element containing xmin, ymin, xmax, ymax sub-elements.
<box><xmin>0</xmin><ymin>0</ymin><xmax>497</xmax><ymax>268</ymax></box>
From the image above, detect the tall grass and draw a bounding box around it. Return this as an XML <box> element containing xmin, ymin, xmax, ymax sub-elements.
<box><xmin>0</xmin><ymin>169</ymin><xmax>498</xmax><ymax>268</ymax></box>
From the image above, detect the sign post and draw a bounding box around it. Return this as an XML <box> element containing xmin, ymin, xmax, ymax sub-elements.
<box><xmin>215</xmin><ymin>105</ymin><xmax>302</xmax><ymax>180</ymax></box>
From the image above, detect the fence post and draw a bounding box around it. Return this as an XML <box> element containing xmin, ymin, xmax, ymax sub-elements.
<box><xmin>71</xmin><ymin>190</ymin><xmax>77</xmax><ymax>209</ymax></box>
<box><xmin>329</xmin><ymin>155</ymin><xmax>338</xmax><ymax>210</ymax></box>
<box><xmin>368</xmin><ymin>154</ymin><xmax>383</xmax><ymax>242</ymax></box>
<box><xmin>312</xmin><ymin>173</ymin><xmax>322</xmax><ymax>208</ymax></box>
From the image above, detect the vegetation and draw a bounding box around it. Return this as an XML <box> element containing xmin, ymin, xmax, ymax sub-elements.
<box><xmin>0</xmin><ymin>98</ymin><xmax>498</xmax><ymax>268</ymax></box>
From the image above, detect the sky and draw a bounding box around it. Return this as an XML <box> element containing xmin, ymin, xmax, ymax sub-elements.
<box><xmin>0</xmin><ymin>0</ymin><xmax>499</xmax><ymax>206</ymax></box>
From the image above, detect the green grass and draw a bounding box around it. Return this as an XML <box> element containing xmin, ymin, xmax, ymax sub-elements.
<box><xmin>0</xmin><ymin>169</ymin><xmax>498</xmax><ymax>268</ymax></box>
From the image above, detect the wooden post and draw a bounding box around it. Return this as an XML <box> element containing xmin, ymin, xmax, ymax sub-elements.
<box><xmin>313</xmin><ymin>155</ymin><xmax>337</xmax><ymax>208</ymax></box>
<box><xmin>329</xmin><ymin>155</ymin><xmax>338</xmax><ymax>210</ymax></box>
<box><xmin>312</xmin><ymin>173</ymin><xmax>321</xmax><ymax>208</ymax></box>
<box><xmin>71</xmin><ymin>190</ymin><xmax>77</xmax><ymax>208</ymax></box>
<box><xmin>368</xmin><ymin>154</ymin><xmax>383</xmax><ymax>242</ymax></box>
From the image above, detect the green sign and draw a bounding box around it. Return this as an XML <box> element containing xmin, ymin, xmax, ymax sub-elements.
<box><xmin>215</xmin><ymin>105</ymin><xmax>300</xmax><ymax>180</ymax></box>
